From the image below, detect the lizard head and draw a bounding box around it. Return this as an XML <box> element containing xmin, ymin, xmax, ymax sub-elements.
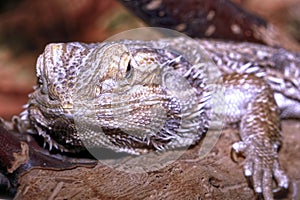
<box><xmin>28</xmin><ymin>39</ymin><xmax>211</xmax><ymax>153</ymax></box>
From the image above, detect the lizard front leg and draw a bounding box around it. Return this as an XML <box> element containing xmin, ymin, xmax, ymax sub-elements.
<box><xmin>224</xmin><ymin>73</ymin><xmax>289</xmax><ymax>199</ymax></box>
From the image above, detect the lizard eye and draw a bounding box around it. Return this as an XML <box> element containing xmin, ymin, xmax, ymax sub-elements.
<box><xmin>125</xmin><ymin>61</ymin><xmax>133</xmax><ymax>78</ymax></box>
<box><xmin>119</xmin><ymin>52</ymin><xmax>132</xmax><ymax>79</ymax></box>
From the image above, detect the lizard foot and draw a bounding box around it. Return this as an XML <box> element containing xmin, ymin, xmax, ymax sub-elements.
<box><xmin>232</xmin><ymin>138</ymin><xmax>289</xmax><ymax>200</ymax></box>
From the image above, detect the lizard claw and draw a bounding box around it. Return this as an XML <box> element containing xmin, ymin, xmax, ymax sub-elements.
<box><xmin>232</xmin><ymin>139</ymin><xmax>289</xmax><ymax>200</ymax></box>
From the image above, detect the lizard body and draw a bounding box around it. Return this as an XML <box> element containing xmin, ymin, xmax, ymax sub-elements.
<box><xmin>19</xmin><ymin>37</ymin><xmax>300</xmax><ymax>199</ymax></box>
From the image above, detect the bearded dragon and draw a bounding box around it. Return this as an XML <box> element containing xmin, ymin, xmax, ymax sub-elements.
<box><xmin>17</xmin><ymin>37</ymin><xmax>300</xmax><ymax>200</ymax></box>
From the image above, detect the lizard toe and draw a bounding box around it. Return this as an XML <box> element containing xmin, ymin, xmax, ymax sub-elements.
<box><xmin>233</xmin><ymin>137</ymin><xmax>288</xmax><ymax>200</ymax></box>
<box><xmin>273</xmin><ymin>161</ymin><xmax>289</xmax><ymax>191</ymax></box>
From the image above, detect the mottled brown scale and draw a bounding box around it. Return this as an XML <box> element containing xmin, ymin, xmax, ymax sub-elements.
<box><xmin>223</xmin><ymin>73</ymin><xmax>281</xmax><ymax>142</ymax></box>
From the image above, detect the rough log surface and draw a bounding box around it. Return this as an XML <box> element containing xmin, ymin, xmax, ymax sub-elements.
<box><xmin>118</xmin><ymin>0</ymin><xmax>300</xmax><ymax>51</ymax></box>
<box><xmin>14</xmin><ymin>121</ymin><xmax>300</xmax><ymax>200</ymax></box>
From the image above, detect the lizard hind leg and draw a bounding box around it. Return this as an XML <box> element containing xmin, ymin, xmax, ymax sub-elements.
<box><xmin>225</xmin><ymin>73</ymin><xmax>289</xmax><ymax>200</ymax></box>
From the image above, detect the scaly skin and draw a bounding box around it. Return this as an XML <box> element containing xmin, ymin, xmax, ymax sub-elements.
<box><xmin>18</xmin><ymin>37</ymin><xmax>300</xmax><ymax>199</ymax></box>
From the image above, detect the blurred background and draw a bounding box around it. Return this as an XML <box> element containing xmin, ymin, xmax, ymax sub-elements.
<box><xmin>0</xmin><ymin>0</ymin><xmax>299</xmax><ymax>120</ymax></box>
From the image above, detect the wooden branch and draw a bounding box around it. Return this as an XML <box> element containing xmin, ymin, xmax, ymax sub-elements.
<box><xmin>118</xmin><ymin>0</ymin><xmax>300</xmax><ymax>51</ymax></box>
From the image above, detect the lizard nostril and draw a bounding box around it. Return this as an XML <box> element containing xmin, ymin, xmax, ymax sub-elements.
<box><xmin>40</xmin><ymin>79</ymin><xmax>48</xmax><ymax>95</ymax></box>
